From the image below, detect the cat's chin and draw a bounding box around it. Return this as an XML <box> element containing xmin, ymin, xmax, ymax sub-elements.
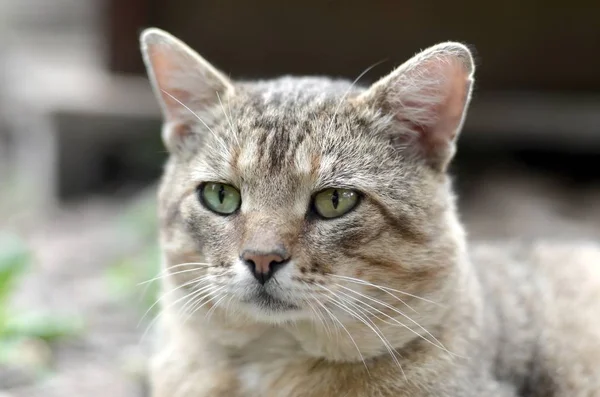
<box><xmin>245</xmin><ymin>307</ymin><xmax>307</xmax><ymax>324</ymax></box>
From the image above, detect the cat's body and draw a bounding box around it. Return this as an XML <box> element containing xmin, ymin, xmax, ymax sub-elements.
<box><xmin>140</xmin><ymin>28</ymin><xmax>600</xmax><ymax>396</ymax></box>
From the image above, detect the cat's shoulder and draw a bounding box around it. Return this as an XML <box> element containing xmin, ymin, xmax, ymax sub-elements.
<box><xmin>469</xmin><ymin>239</ymin><xmax>600</xmax><ymax>267</ymax></box>
<box><xmin>469</xmin><ymin>239</ymin><xmax>600</xmax><ymax>292</ymax></box>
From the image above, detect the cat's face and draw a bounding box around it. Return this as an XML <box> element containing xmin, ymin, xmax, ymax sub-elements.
<box><xmin>142</xmin><ymin>30</ymin><xmax>474</xmax><ymax>330</ymax></box>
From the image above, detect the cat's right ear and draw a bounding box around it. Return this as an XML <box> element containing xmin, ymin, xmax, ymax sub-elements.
<box><xmin>140</xmin><ymin>28</ymin><xmax>234</xmax><ymax>152</ymax></box>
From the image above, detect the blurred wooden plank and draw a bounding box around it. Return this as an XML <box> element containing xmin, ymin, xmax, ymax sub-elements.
<box><xmin>2</xmin><ymin>70</ymin><xmax>160</xmax><ymax>211</ymax></box>
<box><xmin>106</xmin><ymin>0</ymin><xmax>153</xmax><ymax>74</ymax></box>
<box><xmin>105</xmin><ymin>0</ymin><xmax>600</xmax><ymax>91</ymax></box>
<box><xmin>464</xmin><ymin>92</ymin><xmax>600</xmax><ymax>150</ymax></box>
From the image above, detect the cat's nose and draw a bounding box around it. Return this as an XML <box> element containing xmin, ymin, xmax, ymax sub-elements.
<box><xmin>241</xmin><ymin>249</ymin><xmax>290</xmax><ymax>285</ymax></box>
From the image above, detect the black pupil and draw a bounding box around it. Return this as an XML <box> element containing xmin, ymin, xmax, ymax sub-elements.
<box><xmin>331</xmin><ymin>189</ymin><xmax>339</xmax><ymax>209</ymax></box>
<box><xmin>218</xmin><ymin>184</ymin><xmax>226</xmax><ymax>203</ymax></box>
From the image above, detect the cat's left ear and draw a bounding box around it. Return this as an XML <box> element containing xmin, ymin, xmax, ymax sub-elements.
<box><xmin>358</xmin><ymin>42</ymin><xmax>475</xmax><ymax>171</ymax></box>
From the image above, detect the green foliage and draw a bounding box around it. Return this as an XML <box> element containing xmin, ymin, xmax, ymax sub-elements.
<box><xmin>0</xmin><ymin>234</ymin><xmax>30</xmax><ymax>307</ymax></box>
<box><xmin>117</xmin><ymin>192</ymin><xmax>159</xmax><ymax>241</ymax></box>
<box><xmin>106</xmin><ymin>244</ymin><xmax>161</xmax><ymax>317</ymax></box>
<box><xmin>2</xmin><ymin>312</ymin><xmax>84</xmax><ymax>342</ymax></box>
<box><xmin>106</xmin><ymin>193</ymin><xmax>162</xmax><ymax>319</ymax></box>
<box><xmin>0</xmin><ymin>233</ymin><xmax>82</xmax><ymax>370</ymax></box>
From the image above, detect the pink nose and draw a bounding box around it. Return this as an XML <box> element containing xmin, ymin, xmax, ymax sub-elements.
<box><xmin>241</xmin><ymin>249</ymin><xmax>289</xmax><ymax>284</ymax></box>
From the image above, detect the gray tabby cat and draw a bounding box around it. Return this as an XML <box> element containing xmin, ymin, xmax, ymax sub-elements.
<box><xmin>140</xmin><ymin>28</ymin><xmax>600</xmax><ymax>397</ymax></box>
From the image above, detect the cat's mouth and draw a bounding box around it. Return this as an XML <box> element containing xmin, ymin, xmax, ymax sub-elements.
<box><xmin>242</xmin><ymin>289</ymin><xmax>301</xmax><ymax>312</ymax></box>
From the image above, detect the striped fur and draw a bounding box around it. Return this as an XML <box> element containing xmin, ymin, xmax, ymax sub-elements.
<box><xmin>141</xmin><ymin>28</ymin><xmax>600</xmax><ymax>397</ymax></box>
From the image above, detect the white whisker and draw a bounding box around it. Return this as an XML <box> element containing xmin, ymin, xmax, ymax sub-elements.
<box><xmin>182</xmin><ymin>285</ymin><xmax>227</xmax><ymax>325</ymax></box>
<box><xmin>312</xmin><ymin>297</ymin><xmax>370</xmax><ymax>374</ymax></box>
<box><xmin>336</xmin><ymin>284</ymin><xmax>453</xmax><ymax>355</ymax></box>
<box><xmin>217</xmin><ymin>91</ymin><xmax>241</xmax><ymax>149</ymax></box>
<box><xmin>138</xmin><ymin>274</ymin><xmax>211</xmax><ymax>326</ymax></box>
<box><xmin>167</xmin><ymin>262</ymin><xmax>212</xmax><ymax>270</ymax></box>
<box><xmin>137</xmin><ymin>266</ymin><xmax>208</xmax><ymax>286</ymax></box>
<box><xmin>331</xmin><ymin>274</ymin><xmax>444</xmax><ymax>307</ymax></box>
<box><xmin>321</xmin><ymin>286</ymin><xmax>405</xmax><ymax>379</ymax></box>
<box><xmin>185</xmin><ymin>288</ymin><xmax>227</xmax><ymax>326</ymax></box>
<box><xmin>139</xmin><ymin>282</ymin><xmax>212</xmax><ymax>344</ymax></box>
<box><xmin>161</xmin><ymin>89</ymin><xmax>230</xmax><ymax>154</ymax></box>
<box><xmin>224</xmin><ymin>295</ymin><xmax>235</xmax><ymax>318</ymax></box>
<box><xmin>301</xmin><ymin>284</ymin><xmax>334</xmax><ymax>337</ymax></box>
<box><xmin>205</xmin><ymin>293</ymin><xmax>228</xmax><ymax>322</ymax></box>
<box><xmin>140</xmin><ymin>281</ymin><xmax>219</xmax><ymax>341</ymax></box>
<box><xmin>326</xmin><ymin>60</ymin><xmax>387</xmax><ymax>135</ymax></box>
<box><xmin>179</xmin><ymin>284</ymin><xmax>223</xmax><ymax>318</ymax></box>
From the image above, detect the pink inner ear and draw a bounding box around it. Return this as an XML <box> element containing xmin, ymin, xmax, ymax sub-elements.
<box><xmin>395</xmin><ymin>57</ymin><xmax>471</xmax><ymax>148</ymax></box>
<box><xmin>439</xmin><ymin>63</ymin><xmax>471</xmax><ymax>138</ymax></box>
<box><xmin>148</xmin><ymin>45</ymin><xmax>194</xmax><ymax>114</ymax></box>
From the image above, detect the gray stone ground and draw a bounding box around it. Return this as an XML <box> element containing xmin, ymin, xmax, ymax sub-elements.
<box><xmin>1</xmin><ymin>193</ymin><xmax>155</xmax><ymax>397</ymax></box>
<box><xmin>0</xmin><ymin>164</ymin><xmax>599</xmax><ymax>397</ymax></box>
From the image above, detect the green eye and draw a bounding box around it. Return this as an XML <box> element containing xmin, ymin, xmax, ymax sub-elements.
<box><xmin>199</xmin><ymin>182</ymin><xmax>241</xmax><ymax>215</ymax></box>
<box><xmin>313</xmin><ymin>188</ymin><xmax>359</xmax><ymax>219</ymax></box>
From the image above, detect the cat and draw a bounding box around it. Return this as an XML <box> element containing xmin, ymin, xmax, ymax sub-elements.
<box><xmin>140</xmin><ymin>28</ymin><xmax>600</xmax><ymax>397</ymax></box>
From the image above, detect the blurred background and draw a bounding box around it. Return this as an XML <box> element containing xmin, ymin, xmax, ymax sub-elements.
<box><xmin>0</xmin><ymin>1</ymin><xmax>599</xmax><ymax>396</ymax></box>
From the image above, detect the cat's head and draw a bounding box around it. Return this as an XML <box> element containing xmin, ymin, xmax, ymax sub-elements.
<box><xmin>141</xmin><ymin>29</ymin><xmax>474</xmax><ymax>340</ymax></box>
